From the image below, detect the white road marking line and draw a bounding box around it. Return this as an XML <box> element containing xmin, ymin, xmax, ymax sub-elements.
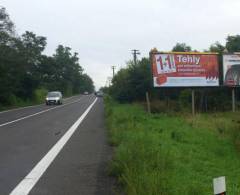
<box><xmin>0</xmin><ymin>104</ymin><xmax>44</xmax><ymax>114</ymax></box>
<box><xmin>0</xmin><ymin>95</ymin><xmax>80</xmax><ymax>115</ymax></box>
<box><xmin>0</xmin><ymin>98</ymin><xmax>83</xmax><ymax>128</ymax></box>
<box><xmin>10</xmin><ymin>98</ymin><xmax>98</xmax><ymax>195</ymax></box>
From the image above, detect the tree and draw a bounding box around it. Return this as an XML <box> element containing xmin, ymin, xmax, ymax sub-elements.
<box><xmin>226</xmin><ymin>35</ymin><xmax>240</xmax><ymax>52</ymax></box>
<box><xmin>79</xmin><ymin>74</ymin><xmax>94</xmax><ymax>93</ymax></box>
<box><xmin>172</xmin><ymin>43</ymin><xmax>192</xmax><ymax>52</ymax></box>
<box><xmin>13</xmin><ymin>32</ymin><xmax>47</xmax><ymax>98</ymax></box>
<box><xmin>0</xmin><ymin>7</ymin><xmax>19</xmax><ymax>103</ymax></box>
<box><xmin>20</xmin><ymin>31</ymin><xmax>46</xmax><ymax>63</ymax></box>
<box><xmin>38</xmin><ymin>55</ymin><xmax>57</xmax><ymax>88</ymax></box>
<box><xmin>209</xmin><ymin>42</ymin><xmax>225</xmax><ymax>53</ymax></box>
<box><xmin>0</xmin><ymin>6</ymin><xmax>15</xmax><ymax>35</ymax></box>
<box><xmin>110</xmin><ymin>58</ymin><xmax>151</xmax><ymax>102</ymax></box>
<box><xmin>52</xmin><ymin>45</ymin><xmax>84</xmax><ymax>95</ymax></box>
<box><xmin>0</xmin><ymin>7</ymin><xmax>95</xmax><ymax>106</ymax></box>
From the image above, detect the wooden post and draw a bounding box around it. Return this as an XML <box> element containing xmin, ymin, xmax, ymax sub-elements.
<box><xmin>146</xmin><ymin>92</ymin><xmax>151</xmax><ymax>114</ymax></box>
<box><xmin>213</xmin><ymin>176</ymin><xmax>226</xmax><ymax>195</ymax></box>
<box><xmin>232</xmin><ymin>88</ymin><xmax>236</xmax><ymax>112</ymax></box>
<box><xmin>192</xmin><ymin>89</ymin><xmax>195</xmax><ymax>115</ymax></box>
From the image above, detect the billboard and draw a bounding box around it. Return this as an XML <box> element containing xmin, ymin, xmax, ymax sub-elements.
<box><xmin>151</xmin><ymin>52</ymin><xmax>219</xmax><ymax>87</ymax></box>
<box><xmin>223</xmin><ymin>54</ymin><xmax>240</xmax><ymax>86</ymax></box>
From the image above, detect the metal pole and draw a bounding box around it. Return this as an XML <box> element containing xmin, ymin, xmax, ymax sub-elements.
<box><xmin>111</xmin><ymin>66</ymin><xmax>116</xmax><ymax>77</ymax></box>
<box><xmin>192</xmin><ymin>89</ymin><xmax>195</xmax><ymax>115</ymax></box>
<box><xmin>232</xmin><ymin>88</ymin><xmax>236</xmax><ymax>112</ymax></box>
<box><xmin>146</xmin><ymin>92</ymin><xmax>151</xmax><ymax>114</ymax></box>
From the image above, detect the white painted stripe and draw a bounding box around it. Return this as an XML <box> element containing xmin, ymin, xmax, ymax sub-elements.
<box><xmin>0</xmin><ymin>104</ymin><xmax>44</xmax><ymax>114</ymax></box>
<box><xmin>0</xmin><ymin>95</ymin><xmax>81</xmax><ymax>115</ymax></box>
<box><xmin>0</xmin><ymin>98</ymin><xmax>83</xmax><ymax>128</ymax></box>
<box><xmin>10</xmin><ymin>98</ymin><xmax>98</xmax><ymax>195</ymax></box>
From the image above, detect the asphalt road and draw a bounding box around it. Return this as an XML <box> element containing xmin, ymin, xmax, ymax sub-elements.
<box><xmin>0</xmin><ymin>94</ymin><xmax>114</xmax><ymax>195</ymax></box>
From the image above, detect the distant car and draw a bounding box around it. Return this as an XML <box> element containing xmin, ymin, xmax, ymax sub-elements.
<box><xmin>84</xmin><ymin>91</ymin><xmax>89</xmax><ymax>95</ymax></box>
<box><xmin>45</xmin><ymin>91</ymin><xmax>63</xmax><ymax>105</ymax></box>
<box><xmin>95</xmin><ymin>91</ymin><xmax>104</xmax><ymax>97</ymax></box>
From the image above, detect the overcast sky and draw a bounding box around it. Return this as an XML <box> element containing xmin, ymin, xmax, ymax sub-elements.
<box><xmin>1</xmin><ymin>0</ymin><xmax>240</xmax><ymax>89</ymax></box>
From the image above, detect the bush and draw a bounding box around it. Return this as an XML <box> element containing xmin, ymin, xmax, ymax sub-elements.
<box><xmin>33</xmin><ymin>88</ymin><xmax>48</xmax><ymax>103</ymax></box>
<box><xmin>8</xmin><ymin>94</ymin><xmax>27</xmax><ymax>107</ymax></box>
<box><xmin>8</xmin><ymin>93</ymin><xmax>18</xmax><ymax>105</ymax></box>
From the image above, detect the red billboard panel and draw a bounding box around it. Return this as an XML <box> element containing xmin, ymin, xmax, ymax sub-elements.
<box><xmin>151</xmin><ymin>52</ymin><xmax>219</xmax><ymax>87</ymax></box>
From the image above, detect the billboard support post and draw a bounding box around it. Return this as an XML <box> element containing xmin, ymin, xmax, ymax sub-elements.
<box><xmin>232</xmin><ymin>88</ymin><xmax>236</xmax><ymax>112</ymax></box>
<box><xmin>192</xmin><ymin>89</ymin><xmax>195</xmax><ymax>115</ymax></box>
<box><xmin>146</xmin><ymin>91</ymin><xmax>151</xmax><ymax>114</ymax></box>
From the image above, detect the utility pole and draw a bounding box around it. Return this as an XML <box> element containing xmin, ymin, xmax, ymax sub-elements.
<box><xmin>107</xmin><ymin>77</ymin><xmax>112</xmax><ymax>87</ymax></box>
<box><xmin>132</xmin><ymin>49</ymin><xmax>140</xmax><ymax>65</ymax></box>
<box><xmin>111</xmin><ymin>66</ymin><xmax>116</xmax><ymax>77</ymax></box>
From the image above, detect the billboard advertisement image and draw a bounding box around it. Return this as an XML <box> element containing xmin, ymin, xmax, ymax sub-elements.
<box><xmin>223</xmin><ymin>54</ymin><xmax>240</xmax><ymax>86</ymax></box>
<box><xmin>151</xmin><ymin>52</ymin><xmax>219</xmax><ymax>87</ymax></box>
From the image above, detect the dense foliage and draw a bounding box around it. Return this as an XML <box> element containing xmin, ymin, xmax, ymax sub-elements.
<box><xmin>172</xmin><ymin>42</ymin><xmax>192</xmax><ymax>52</ymax></box>
<box><xmin>0</xmin><ymin>7</ymin><xmax>94</xmax><ymax>107</ymax></box>
<box><xmin>110</xmin><ymin>58</ymin><xmax>151</xmax><ymax>102</ymax></box>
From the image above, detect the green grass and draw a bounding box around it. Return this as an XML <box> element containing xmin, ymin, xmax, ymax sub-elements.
<box><xmin>105</xmin><ymin>97</ymin><xmax>240</xmax><ymax>195</ymax></box>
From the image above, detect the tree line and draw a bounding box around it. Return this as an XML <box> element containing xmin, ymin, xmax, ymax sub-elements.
<box><xmin>0</xmin><ymin>7</ymin><xmax>94</xmax><ymax>107</ymax></box>
<box><xmin>108</xmin><ymin>36</ymin><xmax>240</xmax><ymax>112</ymax></box>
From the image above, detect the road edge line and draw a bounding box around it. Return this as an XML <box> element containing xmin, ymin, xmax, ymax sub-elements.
<box><xmin>0</xmin><ymin>97</ymin><xmax>83</xmax><ymax>128</ymax></box>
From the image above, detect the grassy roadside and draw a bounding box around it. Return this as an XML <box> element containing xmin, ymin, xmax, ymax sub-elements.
<box><xmin>105</xmin><ymin>96</ymin><xmax>240</xmax><ymax>194</ymax></box>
